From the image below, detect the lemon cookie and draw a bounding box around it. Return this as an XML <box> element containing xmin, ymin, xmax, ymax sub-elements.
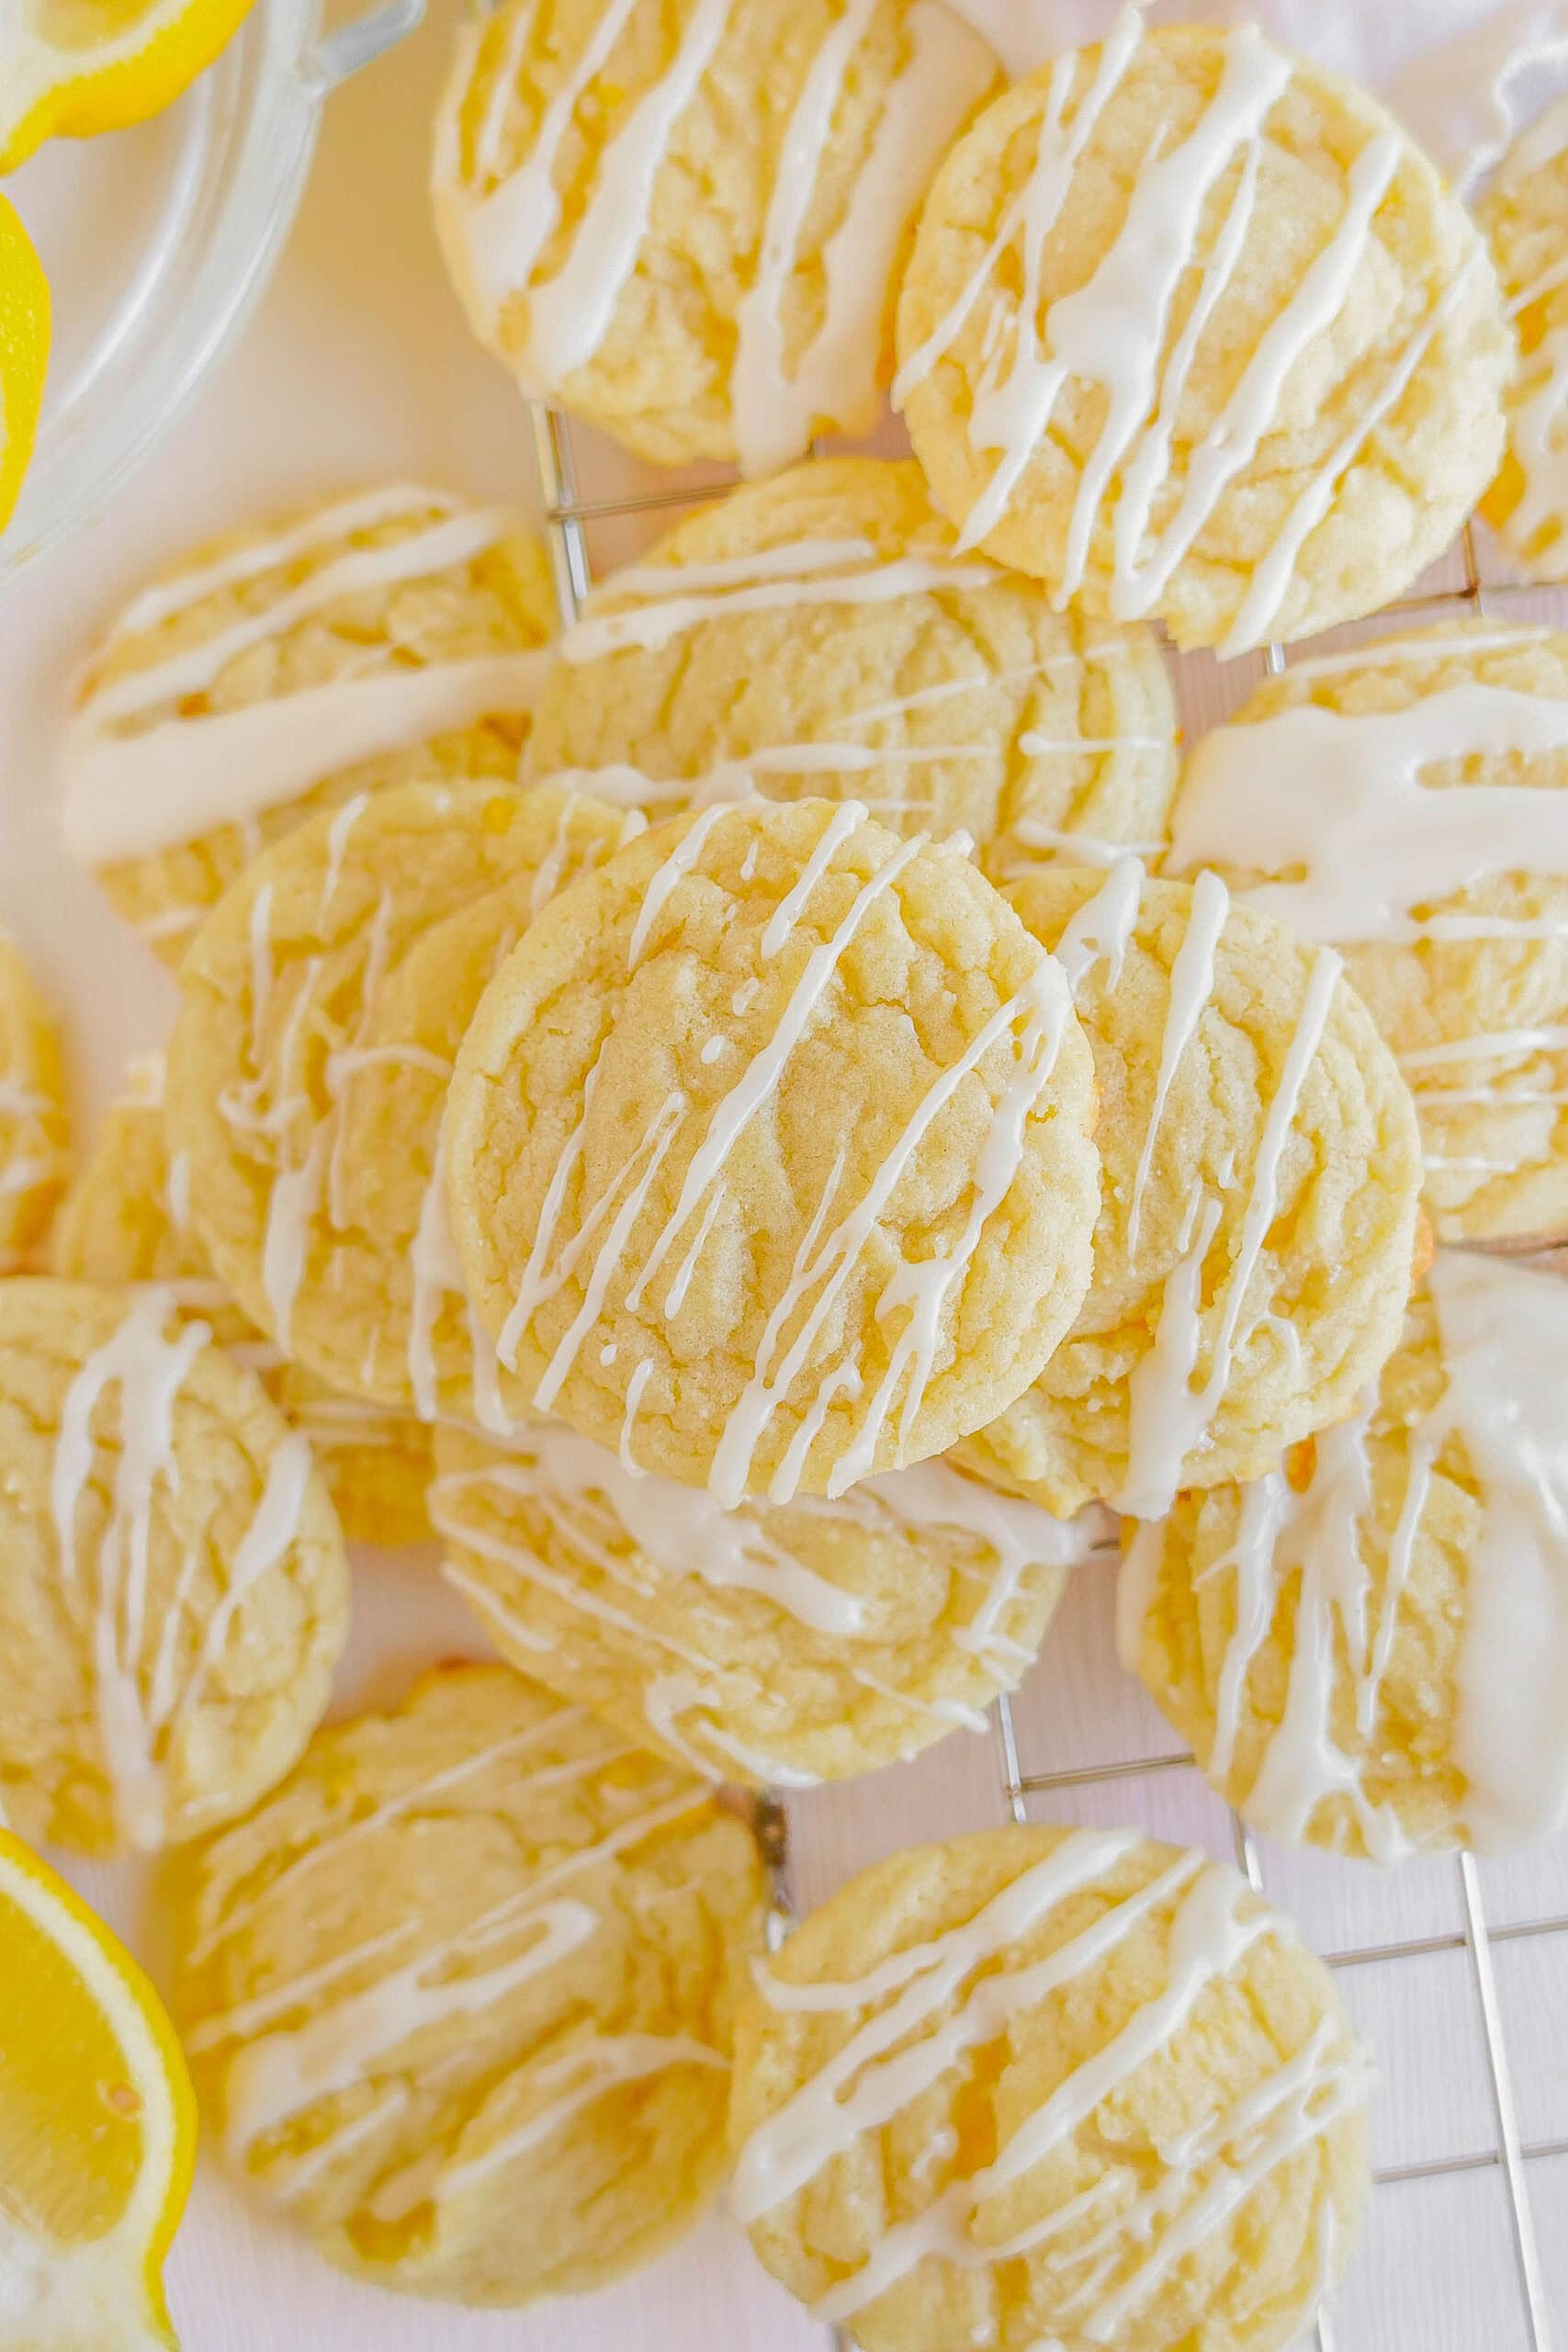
<box><xmin>525</xmin><ymin>458</ymin><xmax>1179</xmax><ymax>880</ymax></box>
<box><xmin>173</xmin><ymin>1662</ymin><xmax>764</xmax><ymax>2303</ymax></box>
<box><xmin>0</xmin><ymin>923</ymin><xmax>68</xmax><ymax>1271</ymax></box>
<box><xmin>164</xmin><ymin>780</ymin><xmax>629</xmax><ymax>1429</ymax></box>
<box><xmin>0</xmin><ymin>1277</ymin><xmax>348</xmax><ymax>1857</ymax></box>
<box><xmin>730</xmin><ymin>1822</ymin><xmax>1369</xmax><ymax>2352</ymax></box>
<box><xmin>896</xmin><ymin>21</ymin><xmax>1511</xmax><ymax>653</ymax></box>
<box><xmin>432</xmin><ymin>1418</ymin><xmax>1095</xmax><ymax>1786</ymax></box>
<box><xmin>433</xmin><ymin>0</ymin><xmax>998</xmax><ymax>472</ymax></box>
<box><xmin>1122</xmin><ymin>1251</ymin><xmax>1568</xmax><ymax>1862</ymax></box>
<box><xmin>957</xmin><ymin>865</ymin><xmax>1424</xmax><ymax>1520</ymax></box>
<box><xmin>62</xmin><ymin>486</ymin><xmax>554</xmax><ymax>965</ymax></box>
<box><xmin>446</xmin><ymin>796</ymin><xmax>1100</xmax><ymax>1503</ymax></box>
<box><xmin>51</xmin><ymin>1058</ymin><xmax>436</xmax><ymax>1549</ymax></box>
<box><xmin>1168</xmin><ymin>618</ymin><xmax>1568</xmax><ymax>1245</ymax></box>
<box><xmin>1480</xmin><ymin>98</ymin><xmax>1568</xmax><ymax>577</ymax></box>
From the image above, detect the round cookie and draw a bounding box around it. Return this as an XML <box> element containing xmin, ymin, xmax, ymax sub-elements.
<box><xmin>896</xmin><ymin>21</ymin><xmax>1511</xmax><ymax>653</ymax></box>
<box><xmin>432</xmin><ymin>0</ymin><xmax>999</xmax><ymax>472</ymax></box>
<box><xmin>172</xmin><ymin>1662</ymin><xmax>765</xmax><ymax>2304</ymax></box>
<box><xmin>0</xmin><ymin>1277</ymin><xmax>348</xmax><ymax>1857</ymax></box>
<box><xmin>164</xmin><ymin>779</ymin><xmax>630</xmax><ymax>1426</ymax></box>
<box><xmin>431</xmin><ymin>1417</ymin><xmax>1095</xmax><ymax>1786</ymax></box>
<box><xmin>1480</xmin><ymin>97</ymin><xmax>1568</xmax><ymax>578</ymax></box>
<box><xmin>1120</xmin><ymin>1250</ymin><xmax>1568</xmax><ymax>1862</ymax></box>
<box><xmin>729</xmin><ymin>1822</ymin><xmax>1369</xmax><ymax>2352</ymax></box>
<box><xmin>1168</xmin><ymin>618</ymin><xmax>1568</xmax><ymax>1246</ymax></box>
<box><xmin>0</xmin><ymin>922</ymin><xmax>68</xmax><ymax>1271</ymax></box>
<box><xmin>525</xmin><ymin>458</ymin><xmax>1179</xmax><ymax>881</ymax></box>
<box><xmin>446</xmin><ymin>796</ymin><xmax>1101</xmax><ymax>1503</ymax></box>
<box><xmin>51</xmin><ymin>1058</ymin><xmax>435</xmax><ymax>1549</ymax></box>
<box><xmin>62</xmin><ymin>486</ymin><xmax>554</xmax><ymax>965</ymax></box>
<box><xmin>956</xmin><ymin>864</ymin><xmax>1425</xmax><ymax>1520</ymax></box>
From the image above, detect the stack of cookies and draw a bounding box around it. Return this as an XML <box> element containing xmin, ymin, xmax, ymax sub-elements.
<box><xmin>8</xmin><ymin>9</ymin><xmax>1568</xmax><ymax>2348</ymax></box>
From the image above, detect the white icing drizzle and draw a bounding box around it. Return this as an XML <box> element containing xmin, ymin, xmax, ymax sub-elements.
<box><xmin>1126</xmin><ymin>868</ymin><xmax>1226</xmax><ymax>1261</ymax></box>
<box><xmin>109</xmin><ymin>485</ymin><xmax>467</xmax><ymax>637</ymax></box>
<box><xmin>1170</xmin><ymin>679</ymin><xmax>1568</xmax><ymax>943</ymax></box>
<box><xmin>63</xmin><ymin>493</ymin><xmax>542</xmax><ymax>862</ymax></box>
<box><xmin>46</xmin><ymin>1290</ymin><xmax>312</xmax><ymax>1848</ymax></box>
<box><xmin>1114</xmin><ymin>951</ymin><xmax>1344</xmax><ymax>1520</ymax></box>
<box><xmin>428</xmin><ymin>2033</ymin><xmax>728</xmax><ymax>2200</ymax></box>
<box><xmin>737</xmin><ymin>1835</ymin><xmax>1351</xmax><ymax>2331</ymax></box>
<box><xmin>1121</xmin><ymin>1251</ymin><xmax>1568</xmax><ymax>1858</ymax></box>
<box><xmin>63</xmin><ymin>651</ymin><xmax>547</xmax><ymax>865</ymax></box>
<box><xmin>451</xmin><ymin>0</ymin><xmax>732</xmax><ymax>388</ymax></box>
<box><xmin>1427</xmin><ymin>1252</ymin><xmax>1568</xmax><ymax>1849</ymax></box>
<box><xmin>1506</xmin><ymin>320</ymin><xmax>1568</xmax><ymax>574</ymax></box>
<box><xmin>448</xmin><ymin>0</ymin><xmax>990</xmax><ymax>465</ymax></box>
<box><xmin>222</xmin><ymin>1898</ymin><xmax>601</xmax><ymax>2154</ymax></box>
<box><xmin>731</xmin><ymin>0</ymin><xmax>993</xmax><ymax>477</ymax></box>
<box><xmin>1050</xmin><ymin>854</ymin><xmax>1145</xmax><ymax>996</ymax></box>
<box><xmin>558</xmin><ymin>538</ymin><xmax>998</xmax><ymax>665</ymax></box>
<box><xmin>1221</xmin><ymin>259</ymin><xmax>1478</xmax><ymax>657</ymax></box>
<box><xmin>897</xmin><ymin>15</ymin><xmax>1464</xmax><ymax>653</ymax></box>
<box><xmin>434</xmin><ymin>1428</ymin><xmax>1087</xmax><ymax>1652</ymax></box>
<box><xmin>85</xmin><ymin>510</ymin><xmax>518</xmax><ymax>728</ymax></box>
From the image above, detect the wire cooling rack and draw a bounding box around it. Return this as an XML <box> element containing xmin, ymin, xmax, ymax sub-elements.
<box><xmin>525</xmin><ymin>398</ymin><xmax>1566</xmax><ymax>2352</ymax></box>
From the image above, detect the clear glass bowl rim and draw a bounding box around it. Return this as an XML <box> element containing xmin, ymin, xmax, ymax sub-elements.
<box><xmin>2</xmin><ymin>0</ymin><xmax>421</xmax><ymax>588</ymax></box>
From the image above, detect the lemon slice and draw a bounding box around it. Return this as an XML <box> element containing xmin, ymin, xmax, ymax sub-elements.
<box><xmin>0</xmin><ymin>1828</ymin><xmax>197</xmax><ymax>2351</ymax></box>
<box><xmin>0</xmin><ymin>197</ymin><xmax>49</xmax><ymax>537</ymax></box>
<box><xmin>0</xmin><ymin>0</ymin><xmax>260</xmax><ymax>173</ymax></box>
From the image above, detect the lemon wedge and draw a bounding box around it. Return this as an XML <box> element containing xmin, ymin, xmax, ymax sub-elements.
<box><xmin>0</xmin><ymin>1827</ymin><xmax>197</xmax><ymax>2351</ymax></box>
<box><xmin>0</xmin><ymin>0</ymin><xmax>259</xmax><ymax>173</ymax></box>
<box><xmin>0</xmin><ymin>197</ymin><xmax>49</xmax><ymax>537</ymax></box>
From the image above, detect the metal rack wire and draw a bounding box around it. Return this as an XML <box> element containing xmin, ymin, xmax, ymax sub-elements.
<box><xmin>525</xmin><ymin>398</ymin><xmax>1561</xmax><ymax>2352</ymax></box>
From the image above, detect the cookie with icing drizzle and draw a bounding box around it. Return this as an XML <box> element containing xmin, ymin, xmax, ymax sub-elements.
<box><xmin>0</xmin><ymin>922</ymin><xmax>68</xmax><ymax>1272</ymax></box>
<box><xmin>432</xmin><ymin>0</ymin><xmax>998</xmax><ymax>471</ymax></box>
<box><xmin>172</xmin><ymin>1662</ymin><xmax>763</xmax><ymax>2303</ymax></box>
<box><xmin>729</xmin><ymin>1822</ymin><xmax>1369</xmax><ymax>2352</ymax></box>
<box><xmin>51</xmin><ymin>1056</ymin><xmax>435</xmax><ymax>1549</ymax></box>
<box><xmin>1480</xmin><ymin>96</ymin><xmax>1568</xmax><ymax>578</ymax></box>
<box><xmin>525</xmin><ymin>456</ymin><xmax>1179</xmax><ymax>880</ymax></box>
<box><xmin>1168</xmin><ymin>617</ymin><xmax>1568</xmax><ymax>1246</ymax></box>
<box><xmin>444</xmin><ymin>796</ymin><xmax>1101</xmax><ymax>1503</ymax></box>
<box><xmin>0</xmin><ymin>1276</ymin><xmax>348</xmax><ymax>1857</ymax></box>
<box><xmin>896</xmin><ymin>21</ymin><xmax>1510</xmax><ymax>652</ymax></box>
<box><xmin>432</xmin><ymin>1415</ymin><xmax>1097</xmax><ymax>1787</ymax></box>
<box><xmin>61</xmin><ymin>486</ymin><xmax>554</xmax><ymax>966</ymax></box>
<box><xmin>164</xmin><ymin>780</ymin><xmax>633</xmax><ymax>1428</ymax></box>
<box><xmin>1121</xmin><ymin>1251</ymin><xmax>1568</xmax><ymax>1862</ymax></box>
<box><xmin>958</xmin><ymin>865</ymin><xmax>1425</xmax><ymax>1520</ymax></box>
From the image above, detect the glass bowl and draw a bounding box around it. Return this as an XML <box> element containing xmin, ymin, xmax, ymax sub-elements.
<box><xmin>0</xmin><ymin>0</ymin><xmax>423</xmax><ymax>586</ymax></box>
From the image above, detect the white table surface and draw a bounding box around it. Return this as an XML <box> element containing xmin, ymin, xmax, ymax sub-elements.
<box><xmin>3</xmin><ymin>3</ymin><xmax>1568</xmax><ymax>2346</ymax></box>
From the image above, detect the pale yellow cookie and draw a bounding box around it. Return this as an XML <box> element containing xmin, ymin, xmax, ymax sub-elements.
<box><xmin>172</xmin><ymin>1662</ymin><xmax>765</xmax><ymax>2304</ymax></box>
<box><xmin>897</xmin><ymin>22</ymin><xmax>1511</xmax><ymax>653</ymax></box>
<box><xmin>729</xmin><ymin>1822</ymin><xmax>1369</xmax><ymax>2352</ymax></box>
<box><xmin>432</xmin><ymin>0</ymin><xmax>998</xmax><ymax>471</ymax></box>
<box><xmin>1480</xmin><ymin>98</ymin><xmax>1568</xmax><ymax>577</ymax></box>
<box><xmin>164</xmin><ymin>780</ymin><xmax>629</xmax><ymax>1429</ymax></box>
<box><xmin>525</xmin><ymin>458</ymin><xmax>1179</xmax><ymax>880</ymax></box>
<box><xmin>0</xmin><ymin>922</ymin><xmax>68</xmax><ymax>1271</ymax></box>
<box><xmin>0</xmin><ymin>1277</ymin><xmax>348</xmax><ymax>1858</ymax></box>
<box><xmin>62</xmin><ymin>486</ymin><xmax>554</xmax><ymax>965</ymax></box>
<box><xmin>432</xmin><ymin>1417</ymin><xmax>1092</xmax><ymax>1787</ymax></box>
<box><xmin>446</xmin><ymin>796</ymin><xmax>1101</xmax><ymax>1503</ymax></box>
<box><xmin>1168</xmin><ymin>617</ymin><xmax>1568</xmax><ymax>1245</ymax></box>
<box><xmin>956</xmin><ymin>865</ymin><xmax>1425</xmax><ymax>1519</ymax></box>
<box><xmin>1120</xmin><ymin>1251</ymin><xmax>1568</xmax><ymax>1861</ymax></box>
<box><xmin>51</xmin><ymin>1057</ymin><xmax>435</xmax><ymax>1550</ymax></box>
